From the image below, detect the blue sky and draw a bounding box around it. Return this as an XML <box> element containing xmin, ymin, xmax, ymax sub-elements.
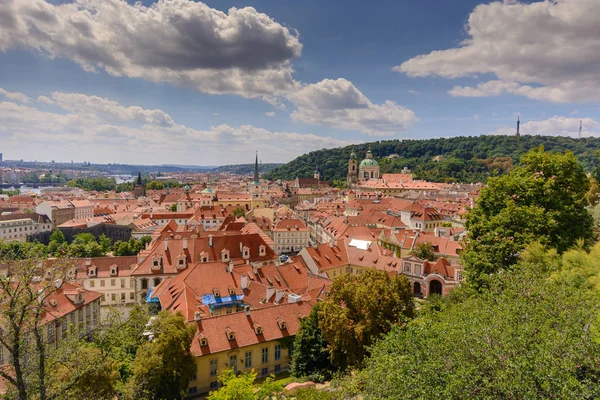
<box><xmin>0</xmin><ymin>0</ymin><xmax>598</xmax><ymax>165</ymax></box>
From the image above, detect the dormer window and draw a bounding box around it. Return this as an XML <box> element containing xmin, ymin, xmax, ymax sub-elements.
<box><xmin>200</xmin><ymin>338</ymin><xmax>208</xmax><ymax>347</ymax></box>
<box><xmin>225</xmin><ymin>328</ymin><xmax>235</xmax><ymax>341</ymax></box>
<box><xmin>221</xmin><ymin>249</ymin><xmax>230</xmax><ymax>262</ymax></box>
<box><xmin>151</xmin><ymin>256</ymin><xmax>162</xmax><ymax>271</ymax></box>
<box><xmin>213</xmin><ymin>288</ymin><xmax>221</xmax><ymax>297</ymax></box>
<box><xmin>176</xmin><ymin>254</ymin><xmax>187</xmax><ymax>269</ymax></box>
<box><xmin>228</xmin><ymin>287</ymin><xmax>235</xmax><ymax>296</ymax></box>
<box><xmin>199</xmin><ymin>251</ymin><xmax>209</xmax><ymax>263</ymax></box>
<box><xmin>88</xmin><ymin>268</ymin><xmax>96</xmax><ymax>277</ymax></box>
<box><xmin>404</xmin><ymin>263</ymin><xmax>411</xmax><ymax>273</ymax></box>
<box><xmin>258</xmin><ymin>245</ymin><xmax>266</xmax><ymax>256</ymax></box>
<box><xmin>109</xmin><ymin>265</ymin><xmax>118</xmax><ymax>276</ymax></box>
<box><xmin>277</xmin><ymin>317</ymin><xmax>286</xmax><ymax>330</ymax></box>
<box><xmin>242</xmin><ymin>246</ymin><xmax>250</xmax><ymax>260</ymax></box>
<box><xmin>254</xmin><ymin>323</ymin><xmax>263</xmax><ymax>335</ymax></box>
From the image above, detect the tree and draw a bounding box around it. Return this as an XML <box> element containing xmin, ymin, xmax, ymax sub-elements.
<box><xmin>233</xmin><ymin>207</ymin><xmax>245</xmax><ymax>218</ymax></box>
<box><xmin>98</xmin><ymin>234</ymin><xmax>112</xmax><ymax>254</ymax></box>
<box><xmin>49</xmin><ymin>229</ymin><xmax>65</xmax><ymax>245</ymax></box>
<box><xmin>0</xmin><ymin>253</ymin><xmax>73</xmax><ymax>400</ymax></box>
<box><xmin>409</xmin><ymin>242</ymin><xmax>437</xmax><ymax>261</ymax></box>
<box><xmin>318</xmin><ymin>269</ymin><xmax>414</xmax><ymax>369</ymax></box>
<box><xmin>351</xmin><ymin>258</ymin><xmax>600</xmax><ymax>400</ymax></box>
<box><xmin>207</xmin><ymin>370</ymin><xmax>284</xmax><ymax>400</ymax></box>
<box><xmin>169</xmin><ymin>203</ymin><xmax>177</xmax><ymax>212</ymax></box>
<box><xmin>463</xmin><ymin>147</ymin><xmax>593</xmax><ymax>287</ymax></box>
<box><xmin>291</xmin><ymin>303</ymin><xmax>334</xmax><ymax>382</ymax></box>
<box><xmin>126</xmin><ymin>311</ymin><xmax>196</xmax><ymax>400</ymax></box>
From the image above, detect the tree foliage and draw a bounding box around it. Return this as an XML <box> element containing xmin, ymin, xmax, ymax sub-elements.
<box><xmin>264</xmin><ymin>135</ymin><xmax>600</xmax><ymax>183</ymax></box>
<box><xmin>291</xmin><ymin>303</ymin><xmax>334</xmax><ymax>382</ymax></box>
<box><xmin>350</xmin><ymin>251</ymin><xmax>600</xmax><ymax>400</ymax></box>
<box><xmin>463</xmin><ymin>147</ymin><xmax>594</xmax><ymax>286</ymax></box>
<box><xmin>318</xmin><ymin>269</ymin><xmax>414</xmax><ymax>369</ymax></box>
<box><xmin>126</xmin><ymin>311</ymin><xmax>196</xmax><ymax>400</ymax></box>
<box><xmin>409</xmin><ymin>242</ymin><xmax>437</xmax><ymax>261</ymax></box>
<box><xmin>207</xmin><ymin>369</ymin><xmax>284</xmax><ymax>400</ymax></box>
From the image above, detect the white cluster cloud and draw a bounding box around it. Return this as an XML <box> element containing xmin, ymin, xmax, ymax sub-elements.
<box><xmin>396</xmin><ymin>0</ymin><xmax>600</xmax><ymax>103</ymax></box>
<box><xmin>0</xmin><ymin>88</ymin><xmax>31</xmax><ymax>103</ymax></box>
<box><xmin>289</xmin><ymin>78</ymin><xmax>418</xmax><ymax>136</ymax></box>
<box><xmin>489</xmin><ymin>116</ymin><xmax>600</xmax><ymax>137</ymax></box>
<box><xmin>0</xmin><ymin>0</ymin><xmax>302</xmax><ymax>98</ymax></box>
<box><xmin>0</xmin><ymin>89</ymin><xmax>355</xmax><ymax>163</ymax></box>
<box><xmin>0</xmin><ymin>0</ymin><xmax>419</xmax><ymax>136</ymax></box>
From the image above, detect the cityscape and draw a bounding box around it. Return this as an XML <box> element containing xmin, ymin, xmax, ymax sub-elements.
<box><xmin>1</xmin><ymin>0</ymin><xmax>600</xmax><ymax>399</ymax></box>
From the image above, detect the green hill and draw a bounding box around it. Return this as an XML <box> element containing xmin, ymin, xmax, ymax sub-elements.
<box><xmin>210</xmin><ymin>163</ymin><xmax>283</xmax><ymax>175</ymax></box>
<box><xmin>263</xmin><ymin>135</ymin><xmax>600</xmax><ymax>184</ymax></box>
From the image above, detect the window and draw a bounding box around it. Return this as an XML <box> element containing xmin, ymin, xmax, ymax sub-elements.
<box><xmin>230</xmin><ymin>355</ymin><xmax>237</xmax><ymax>374</ymax></box>
<box><xmin>404</xmin><ymin>263</ymin><xmax>411</xmax><ymax>273</ymax></box>
<box><xmin>209</xmin><ymin>359</ymin><xmax>218</xmax><ymax>377</ymax></box>
<box><xmin>121</xmin><ymin>279</ymin><xmax>125</xmax><ymax>288</ymax></box>
<box><xmin>188</xmin><ymin>387</ymin><xmax>197</xmax><ymax>395</ymax></box>
<box><xmin>89</xmin><ymin>280</ymin><xmax>95</xmax><ymax>288</ymax></box>
<box><xmin>210</xmin><ymin>381</ymin><xmax>219</xmax><ymax>390</ymax></box>
<box><xmin>261</xmin><ymin>367</ymin><xmax>268</xmax><ymax>376</ymax></box>
<box><xmin>288</xmin><ymin>343</ymin><xmax>294</xmax><ymax>357</ymax></box>
<box><xmin>130</xmin><ymin>292</ymin><xmax>135</xmax><ymax>300</ymax></box>
<box><xmin>47</xmin><ymin>323</ymin><xmax>55</xmax><ymax>342</ymax></box>
<box><xmin>141</xmin><ymin>279</ymin><xmax>148</xmax><ymax>290</ymax></box>
<box><xmin>262</xmin><ymin>347</ymin><xmax>268</xmax><ymax>364</ymax></box>
<box><xmin>274</xmin><ymin>345</ymin><xmax>281</xmax><ymax>361</ymax></box>
<box><xmin>111</xmin><ymin>293</ymin><xmax>116</xmax><ymax>301</ymax></box>
<box><xmin>245</xmin><ymin>351</ymin><xmax>252</xmax><ymax>368</ymax></box>
<box><xmin>414</xmin><ymin>265</ymin><xmax>421</xmax><ymax>276</ymax></box>
<box><xmin>110</xmin><ymin>279</ymin><xmax>116</xmax><ymax>287</ymax></box>
<box><xmin>100</xmin><ymin>280</ymin><xmax>105</xmax><ymax>287</ymax></box>
<box><xmin>274</xmin><ymin>364</ymin><xmax>281</xmax><ymax>374</ymax></box>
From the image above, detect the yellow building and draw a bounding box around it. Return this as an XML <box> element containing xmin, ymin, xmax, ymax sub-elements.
<box><xmin>186</xmin><ymin>302</ymin><xmax>312</xmax><ymax>396</ymax></box>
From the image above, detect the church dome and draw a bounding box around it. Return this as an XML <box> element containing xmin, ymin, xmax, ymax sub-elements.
<box><xmin>360</xmin><ymin>158</ymin><xmax>378</xmax><ymax>167</ymax></box>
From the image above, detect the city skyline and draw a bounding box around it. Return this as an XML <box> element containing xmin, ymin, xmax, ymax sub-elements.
<box><xmin>0</xmin><ymin>0</ymin><xmax>598</xmax><ymax>165</ymax></box>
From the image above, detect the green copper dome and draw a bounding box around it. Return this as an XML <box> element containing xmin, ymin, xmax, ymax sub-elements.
<box><xmin>360</xmin><ymin>158</ymin><xmax>378</xmax><ymax>167</ymax></box>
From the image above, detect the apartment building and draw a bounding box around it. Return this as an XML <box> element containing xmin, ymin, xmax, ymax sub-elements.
<box><xmin>0</xmin><ymin>213</ymin><xmax>53</xmax><ymax>242</ymax></box>
<box><xmin>273</xmin><ymin>219</ymin><xmax>310</xmax><ymax>255</ymax></box>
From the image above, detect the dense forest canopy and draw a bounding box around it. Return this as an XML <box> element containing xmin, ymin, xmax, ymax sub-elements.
<box><xmin>263</xmin><ymin>135</ymin><xmax>600</xmax><ymax>183</ymax></box>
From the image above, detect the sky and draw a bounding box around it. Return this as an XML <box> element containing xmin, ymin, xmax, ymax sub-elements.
<box><xmin>0</xmin><ymin>0</ymin><xmax>599</xmax><ymax>165</ymax></box>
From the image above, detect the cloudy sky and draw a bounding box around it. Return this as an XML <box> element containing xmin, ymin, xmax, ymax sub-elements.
<box><xmin>0</xmin><ymin>0</ymin><xmax>599</xmax><ymax>165</ymax></box>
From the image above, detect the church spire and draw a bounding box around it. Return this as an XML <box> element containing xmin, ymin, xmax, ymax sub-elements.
<box><xmin>253</xmin><ymin>151</ymin><xmax>259</xmax><ymax>184</ymax></box>
<box><xmin>516</xmin><ymin>116</ymin><xmax>521</xmax><ymax>137</ymax></box>
<box><xmin>137</xmin><ymin>171</ymin><xmax>142</xmax><ymax>185</ymax></box>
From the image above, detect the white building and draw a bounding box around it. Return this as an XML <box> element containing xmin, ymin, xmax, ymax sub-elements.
<box><xmin>0</xmin><ymin>213</ymin><xmax>53</xmax><ymax>242</ymax></box>
<box><xmin>273</xmin><ymin>219</ymin><xmax>310</xmax><ymax>255</ymax></box>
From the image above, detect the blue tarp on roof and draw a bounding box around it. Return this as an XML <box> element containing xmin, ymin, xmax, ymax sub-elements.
<box><xmin>201</xmin><ymin>294</ymin><xmax>244</xmax><ymax>307</ymax></box>
<box><xmin>146</xmin><ymin>288</ymin><xmax>160</xmax><ymax>303</ymax></box>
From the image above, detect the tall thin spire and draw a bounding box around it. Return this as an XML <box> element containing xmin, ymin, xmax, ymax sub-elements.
<box><xmin>579</xmin><ymin>120</ymin><xmax>582</xmax><ymax>139</ymax></box>
<box><xmin>516</xmin><ymin>116</ymin><xmax>521</xmax><ymax>137</ymax></box>
<box><xmin>253</xmin><ymin>151</ymin><xmax>259</xmax><ymax>184</ymax></box>
<box><xmin>137</xmin><ymin>171</ymin><xmax>142</xmax><ymax>185</ymax></box>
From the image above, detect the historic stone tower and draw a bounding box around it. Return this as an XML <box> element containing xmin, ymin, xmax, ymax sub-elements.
<box><xmin>347</xmin><ymin>148</ymin><xmax>358</xmax><ymax>185</ymax></box>
<box><xmin>132</xmin><ymin>172</ymin><xmax>146</xmax><ymax>198</ymax></box>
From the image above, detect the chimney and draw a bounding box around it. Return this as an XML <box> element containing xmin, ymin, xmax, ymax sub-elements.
<box><xmin>241</xmin><ymin>274</ymin><xmax>249</xmax><ymax>290</ymax></box>
<box><xmin>240</xmin><ymin>242</ymin><xmax>243</xmax><ymax>252</ymax></box>
<box><xmin>329</xmin><ymin>240</ymin><xmax>334</xmax><ymax>248</ymax></box>
<box><xmin>208</xmin><ymin>234</ymin><xmax>213</xmax><ymax>247</ymax></box>
<box><xmin>244</xmin><ymin>305</ymin><xmax>251</xmax><ymax>317</ymax></box>
<box><xmin>183</xmin><ymin>238</ymin><xmax>188</xmax><ymax>249</ymax></box>
<box><xmin>194</xmin><ymin>311</ymin><xmax>201</xmax><ymax>321</ymax></box>
<box><xmin>275</xmin><ymin>290</ymin><xmax>285</xmax><ymax>303</ymax></box>
<box><xmin>227</xmin><ymin>261</ymin><xmax>234</xmax><ymax>273</ymax></box>
<box><xmin>266</xmin><ymin>287</ymin><xmax>276</xmax><ymax>301</ymax></box>
<box><xmin>163</xmin><ymin>238</ymin><xmax>169</xmax><ymax>252</ymax></box>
